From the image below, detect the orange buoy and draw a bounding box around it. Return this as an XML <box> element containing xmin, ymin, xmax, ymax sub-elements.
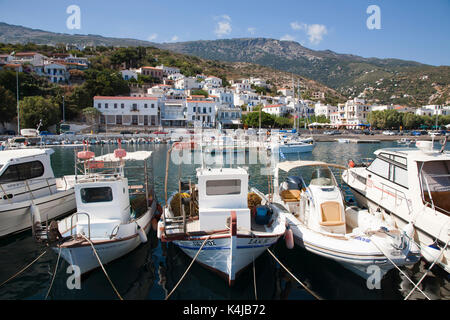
<box><xmin>284</xmin><ymin>225</ymin><xmax>294</xmax><ymax>249</ymax></box>
<box><xmin>77</xmin><ymin>150</ymin><xmax>95</xmax><ymax>160</ymax></box>
<box><xmin>348</xmin><ymin>160</ymin><xmax>355</xmax><ymax>168</ymax></box>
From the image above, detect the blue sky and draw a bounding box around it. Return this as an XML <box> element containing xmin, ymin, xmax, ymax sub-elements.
<box><xmin>0</xmin><ymin>0</ymin><xmax>449</xmax><ymax>66</ymax></box>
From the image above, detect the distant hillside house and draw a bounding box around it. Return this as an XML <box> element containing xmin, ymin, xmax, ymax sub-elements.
<box><xmin>278</xmin><ymin>88</ymin><xmax>294</xmax><ymax>97</ymax></box>
<box><xmin>0</xmin><ymin>54</ymin><xmax>12</xmax><ymax>63</ymax></box>
<box><xmin>65</xmin><ymin>55</ymin><xmax>89</xmax><ymax>66</ymax></box>
<box><xmin>156</xmin><ymin>65</ymin><xmax>180</xmax><ymax>76</ymax></box>
<box><xmin>415</xmin><ymin>105</ymin><xmax>450</xmax><ymax>116</ymax></box>
<box><xmin>140</xmin><ymin>66</ymin><xmax>163</xmax><ymax>81</ymax></box>
<box><xmin>94</xmin><ymin>96</ymin><xmax>160</xmax><ymax>126</ymax></box>
<box><xmin>12</xmin><ymin>52</ymin><xmax>47</xmax><ymax>67</ymax></box>
<box><xmin>120</xmin><ymin>69</ymin><xmax>138</xmax><ymax>81</ymax></box>
<box><xmin>263</xmin><ymin>104</ymin><xmax>287</xmax><ymax>116</ymax></box>
<box><xmin>44</xmin><ymin>63</ymin><xmax>69</xmax><ymax>83</ymax></box>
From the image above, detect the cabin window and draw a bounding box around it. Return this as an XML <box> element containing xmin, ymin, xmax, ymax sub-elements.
<box><xmin>80</xmin><ymin>187</ymin><xmax>113</xmax><ymax>203</ymax></box>
<box><xmin>391</xmin><ymin>165</ymin><xmax>408</xmax><ymax>188</ymax></box>
<box><xmin>419</xmin><ymin>160</ymin><xmax>450</xmax><ymax>213</ymax></box>
<box><xmin>206</xmin><ymin>179</ymin><xmax>241</xmax><ymax>196</ymax></box>
<box><xmin>368</xmin><ymin>158</ymin><xmax>390</xmax><ymax>179</ymax></box>
<box><xmin>0</xmin><ymin>161</ymin><xmax>44</xmax><ymax>183</ymax></box>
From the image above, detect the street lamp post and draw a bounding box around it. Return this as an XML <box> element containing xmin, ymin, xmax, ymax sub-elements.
<box><xmin>16</xmin><ymin>70</ymin><xmax>20</xmax><ymax>135</ymax></box>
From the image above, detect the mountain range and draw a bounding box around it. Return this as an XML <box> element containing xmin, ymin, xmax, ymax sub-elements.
<box><xmin>1</xmin><ymin>22</ymin><xmax>448</xmax><ymax>106</ymax></box>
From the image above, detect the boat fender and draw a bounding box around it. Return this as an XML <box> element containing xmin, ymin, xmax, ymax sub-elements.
<box><xmin>137</xmin><ymin>224</ymin><xmax>148</xmax><ymax>243</ymax></box>
<box><xmin>348</xmin><ymin>160</ymin><xmax>355</xmax><ymax>168</ymax></box>
<box><xmin>151</xmin><ymin>217</ymin><xmax>159</xmax><ymax>231</ymax></box>
<box><xmin>284</xmin><ymin>224</ymin><xmax>294</xmax><ymax>249</ymax></box>
<box><xmin>157</xmin><ymin>221</ymin><xmax>164</xmax><ymax>239</ymax></box>
<box><xmin>421</xmin><ymin>243</ymin><xmax>442</xmax><ymax>264</ymax></box>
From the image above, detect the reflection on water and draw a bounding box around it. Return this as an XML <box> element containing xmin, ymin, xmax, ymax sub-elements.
<box><xmin>0</xmin><ymin>141</ymin><xmax>449</xmax><ymax>300</ymax></box>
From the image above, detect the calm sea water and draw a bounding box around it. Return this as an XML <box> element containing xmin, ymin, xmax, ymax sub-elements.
<box><xmin>0</xmin><ymin>141</ymin><xmax>449</xmax><ymax>300</ymax></box>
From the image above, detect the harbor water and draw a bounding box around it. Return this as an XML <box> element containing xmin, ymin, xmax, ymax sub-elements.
<box><xmin>0</xmin><ymin>141</ymin><xmax>449</xmax><ymax>300</ymax></box>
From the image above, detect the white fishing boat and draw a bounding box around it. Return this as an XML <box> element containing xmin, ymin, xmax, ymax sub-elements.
<box><xmin>270</xmin><ymin>135</ymin><xmax>315</xmax><ymax>154</ymax></box>
<box><xmin>34</xmin><ymin>143</ymin><xmax>159</xmax><ymax>275</ymax></box>
<box><xmin>0</xmin><ymin>148</ymin><xmax>76</xmax><ymax>238</ymax></box>
<box><xmin>336</xmin><ymin>138</ymin><xmax>351</xmax><ymax>143</ymax></box>
<box><xmin>272</xmin><ymin>160</ymin><xmax>421</xmax><ymax>279</ymax></box>
<box><xmin>157</xmin><ymin>143</ymin><xmax>286</xmax><ymax>286</ymax></box>
<box><xmin>342</xmin><ymin>140</ymin><xmax>450</xmax><ymax>274</ymax></box>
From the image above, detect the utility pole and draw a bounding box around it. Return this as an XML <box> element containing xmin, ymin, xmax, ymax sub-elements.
<box><xmin>16</xmin><ymin>69</ymin><xmax>20</xmax><ymax>135</ymax></box>
<box><xmin>62</xmin><ymin>95</ymin><xmax>65</xmax><ymax>122</ymax></box>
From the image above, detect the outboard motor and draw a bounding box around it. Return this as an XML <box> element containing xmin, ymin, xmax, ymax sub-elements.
<box><xmin>283</xmin><ymin>176</ymin><xmax>305</xmax><ymax>191</ymax></box>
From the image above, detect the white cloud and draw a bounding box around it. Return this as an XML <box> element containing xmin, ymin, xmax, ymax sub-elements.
<box><xmin>306</xmin><ymin>24</ymin><xmax>328</xmax><ymax>45</ymax></box>
<box><xmin>290</xmin><ymin>21</ymin><xmax>306</xmax><ymax>31</ymax></box>
<box><xmin>214</xmin><ymin>14</ymin><xmax>232</xmax><ymax>37</ymax></box>
<box><xmin>147</xmin><ymin>33</ymin><xmax>158</xmax><ymax>41</ymax></box>
<box><xmin>171</xmin><ymin>35</ymin><xmax>179</xmax><ymax>42</ymax></box>
<box><xmin>289</xmin><ymin>21</ymin><xmax>328</xmax><ymax>45</ymax></box>
<box><xmin>280</xmin><ymin>34</ymin><xmax>295</xmax><ymax>41</ymax></box>
<box><xmin>247</xmin><ymin>27</ymin><xmax>256</xmax><ymax>35</ymax></box>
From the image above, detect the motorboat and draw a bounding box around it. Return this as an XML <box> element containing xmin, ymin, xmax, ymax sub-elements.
<box><xmin>272</xmin><ymin>160</ymin><xmax>421</xmax><ymax>279</ymax></box>
<box><xmin>0</xmin><ymin>148</ymin><xmax>76</xmax><ymax>237</ymax></box>
<box><xmin>34</xmin><ymin>143</ymin><xmax>160</xmax><ymax>275</ymax></box>
<box><xmin>342</xmin><ymin>140</ymin><xmax>450</xmax><ymax>273</ymax></box>
<box><xmin>157</xmin><ymin>143</ymin><xmax>286</xmax><ymax>286</ymax></box>
<box><xmin>269</xmin><ymin>135</ymin><xmax>315</xmax><ymax>154</ymax></box>
<box><xmin>397</xmin><ymin>138</ymin><xmax>414</xmax><ymax>146</ymax></box>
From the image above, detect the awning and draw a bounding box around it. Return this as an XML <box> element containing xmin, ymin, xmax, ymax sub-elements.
<box><xmin>220</xmin><ymin>119</ymin><xmax>241</xmax><ymax>125</ymax></box>
<box><xmin>94</xmin><ymin>151</ymin><xmax>153</xmax><ymax>162</ymax></box>
<box><xmin>277</xmin><ymin>160</ymin><xmax>347</xmax><ymax>172</ymax></box>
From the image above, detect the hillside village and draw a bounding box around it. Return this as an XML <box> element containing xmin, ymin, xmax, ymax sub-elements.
<box><xmin>0</xmin><ymin>45</ymin><xmax>449</xmax><ymax>133</ymax></box>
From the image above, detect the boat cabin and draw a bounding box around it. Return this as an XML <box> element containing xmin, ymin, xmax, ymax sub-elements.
<box><xmin>0</xmin><ymin>149</ymin><xmax>58</xmax><ymax>203</ymax></box>
<box><xmin>197</xmin><ymin>167</ymin><xmax>250</xmax><ymax>231</ymax></box>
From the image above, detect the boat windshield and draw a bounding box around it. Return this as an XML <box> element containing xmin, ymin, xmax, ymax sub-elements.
<box><xmin>419</xmin><ymin>160</ymin><xmax>450</xmax><ymax>214</ymax></box>
<box><xmin>310</xmin><ymin>168</ymin><xmax>335</xmax><ymax>187</ymax></box>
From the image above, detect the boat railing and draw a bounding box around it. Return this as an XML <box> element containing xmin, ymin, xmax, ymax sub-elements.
<box><xmin>70</xmin><ymin>212</ymin><xmax>91</xmax><ymax>239</ymax></box>
<box><xmin>379</xmin><ymin>181</ymin><xmax>413</xmax><ymax>215</ymax></box>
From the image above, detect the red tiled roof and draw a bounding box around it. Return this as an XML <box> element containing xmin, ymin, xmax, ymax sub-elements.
<box><xmin>94</xmin><ymin>96</ymin><xmax>158</xmax><ymax>100</ymax></box>
<box><xmin>186</xmin><ymin>100</ymin><xmax>215</xmax><ymax>103</ymax></box>
<box><xmin>15</xmin><ymin>52</ymin><xmax>39</xmax><ymax>56</ymax></box>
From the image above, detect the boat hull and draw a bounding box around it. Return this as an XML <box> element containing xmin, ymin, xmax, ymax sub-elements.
<box><xmin>285</xmin><ymin>214</ymin><xmax>420</xmax><ymax>280</ymax></box>
<box><xmin>0</xmin><ymin>189</ymin><xmax>76</xmax><ymax>238</ymax></box>
<box><xmin>174</xmin><ymin>233</ymin><xmax>281</xmax><ymax>285</ymax></box>
<box><xmin>277</xmin><ymin>143</ymin><xmax>315</xmax><ymax>154</ymax></box>
<box><xmin>57</xmin><ymin>206</ymin><xmax>154</xmax><ymax>275</ymax></box>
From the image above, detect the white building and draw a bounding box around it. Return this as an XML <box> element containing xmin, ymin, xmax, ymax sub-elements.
<box><xmin>168</xmin><ymin>73</ymin><xmax>185</xmax><ymax>81</ymax></box>
<box><xmin>44</xmin><ymin>63</ymin><xmax>69</xmax><ymax>83</ymax></box>
<box><xmin>12</xmin><ymin>52</ymin><xmax>47</xmax><ymax>67</ymax></box>
<box><xmin>186</xmin><ymin>98</ymin><xmax>217</xmax><ymax>127</ymax></box>
<box><xmin>278</xmin><ymin>88</ymin><xmax>294</xmax><ymax>97</ymax></box>
<box><xmin>262</xmin><ymin>104</ymin><xmax>287</xmax><ymax>117</ymax></box>
<box><xmin>415</xmin><ymin>105</ymin><xmax>450</xmax><ymax>116</ymax></box>
<box><xmin>94</xmin><ymin>96</ymin><xmax>160</xmax><ymax>126</ymax></box>
<box><xmin>314</xmin><ymin>102</ymin><xmax>338</xmax><ymax>119</ymax></box>
<box><xmin>156</xmin><ymin>65</ymin><xmax>181</xmax><ymax>76</ymax></box>
<box><xmin>233</xmin><ymin>91</ymin><xmax>260</xmax><ymax>109</ymax></box>
<box><xmin>204</xmin><ymin>76</ymin><xmax>222</xmax><ymax>88</ymax></box>
<box><xmin>231</xmin><ymin>82</ymin><xmax>252</xmax><ymax>93</ymax></box>
<box><xmin>249</xmin><ymin>77</ymin><xmax>271</xmax><ymax>89</ymax></box>
<box><xmin>216</xmin><ymin>105</ymin><xmax>242</xmax><ymax>127</ymax></box>
<box><xmin>175</xmin><ymin>77</ymin><xmax>203</xmax><ymax>90</ymax></box>
<box><xmin>207</xmin><ymin>88</ymin><xmax>234</xmax><ymax>106</ymax></box>
<box><xmin>120</xmin><ymin>69</ymin><xmax>138</xmax><ymax>81</ymax></box>
<box><xmin>332</xmin><ymin>98</ymin><xmax>371</xmax><ymax>127</ymax></box>
<box><xmin>65</xmin><ymin>55</ymin><xmax>89</xmax><ymax>66</ymax></box>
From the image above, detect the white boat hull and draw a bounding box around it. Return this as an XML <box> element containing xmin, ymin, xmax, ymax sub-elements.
<box><xmin>0</xmin><ymin>189</ymin><xmax>76</xmax><ymax>238</ymax></box>
<box><xmin>276</xmin><ymin>143</ymin><xmax>315</xmax><ymax>154</ymax></box>
<box><xmin>57</xmin><ymin>205</ymin><xmax>154</xmax><ymax>275</ymax></box>
<box><xmin>285</xmin><ymin>214</ymin><xmax>420</xmax><ymax>280</ymax></box>
<box><xmin>174</xmin><ymin>233</ymin><xmax>281</xmax><ymax>285</ymax></box>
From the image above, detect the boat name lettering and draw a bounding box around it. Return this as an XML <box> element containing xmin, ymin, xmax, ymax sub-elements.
<box><xmin>248</xmin><ymin>238</ymin><xmax>270</xmax><ymax>245</ymax></box>
<box><xmin>355</xmin><ymin>236</ymin><xmax>371</xmax><ymax>243</ymax></box>
<box><xmin>192</xmin><ymin>240</ymin><xmax>216</xmax><ymax>246</ymax></box>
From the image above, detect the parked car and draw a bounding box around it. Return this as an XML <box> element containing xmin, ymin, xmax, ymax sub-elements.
<box><xmin>120</xmin><ymin>130</ymin><xmax>133</xmax><ymax>135</ymax></box>
<box><xmin>362</xmin><ymin>130</ymin><xmax>374</xmax><ymax>135</ymax></box>
<box><xmin>382</xmin><ymin>130</ymin><xmax>395</xmax><ymax>136</ymax></box>
<box><xmin>39</xmin><ymin>131</ymin><xmax>55</xmax><ymax>136</ymax></box>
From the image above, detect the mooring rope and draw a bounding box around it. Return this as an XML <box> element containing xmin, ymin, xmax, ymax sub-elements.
<box><xmin>267</xmin><ymin>248</ymin><xmax>322</xmax><ymax>300</ymax></box>
<box><xmin>404</xmin><ymin>239</ymin><xmax>449</xmax><ymax>300</ymax></box>
<box><xmin>0</xmin><ymin>249</ymin><xmax>48</xmax><ymax>289</ymax></box>
<box><xmin>165</xmin><ymin>236</ymin><xmax>211</xmax><ymax>300</ymax></box>
<box><xmin>369</xmin><ymin>237</ymin><xmax>431</xmax><ymax>300</ymax></box>
<box><xmin>45</xmin><ymin>246</ymin><xmax>62</xmax><ymax>300</ymax></box>
<box><xmin>252</xmin><ymin>258</ymin><xmax>258</xmax><ymax>300</ymax></box>
<box><xmin>80</xmin><ymin>234</ymin><xmax>123</xmax><ymax>300</ymax></box>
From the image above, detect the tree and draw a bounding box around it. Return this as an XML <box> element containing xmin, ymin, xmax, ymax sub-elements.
<box><xmin>190</xmin><ymin>89</ymin><xmax>209</xmax><ymax>97</ymax></box>
<box><xmin>242</xmin><ymin>111</ymin><xmax>274</xmax><ymax>128</ymax></box>
<box><xmin>20</xmin><ymin>96</ymin><xmax>60</xmax><ymax>130</ymax></box>
<box><xmin>82</xmin><ymin>107</ymin><xmax>101</xmax><ymax>125</ymax></box>
<box><xmin>0</xmin><ymin>85</ymin><xmax>16</xmax><ymax>124</ymax></box>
